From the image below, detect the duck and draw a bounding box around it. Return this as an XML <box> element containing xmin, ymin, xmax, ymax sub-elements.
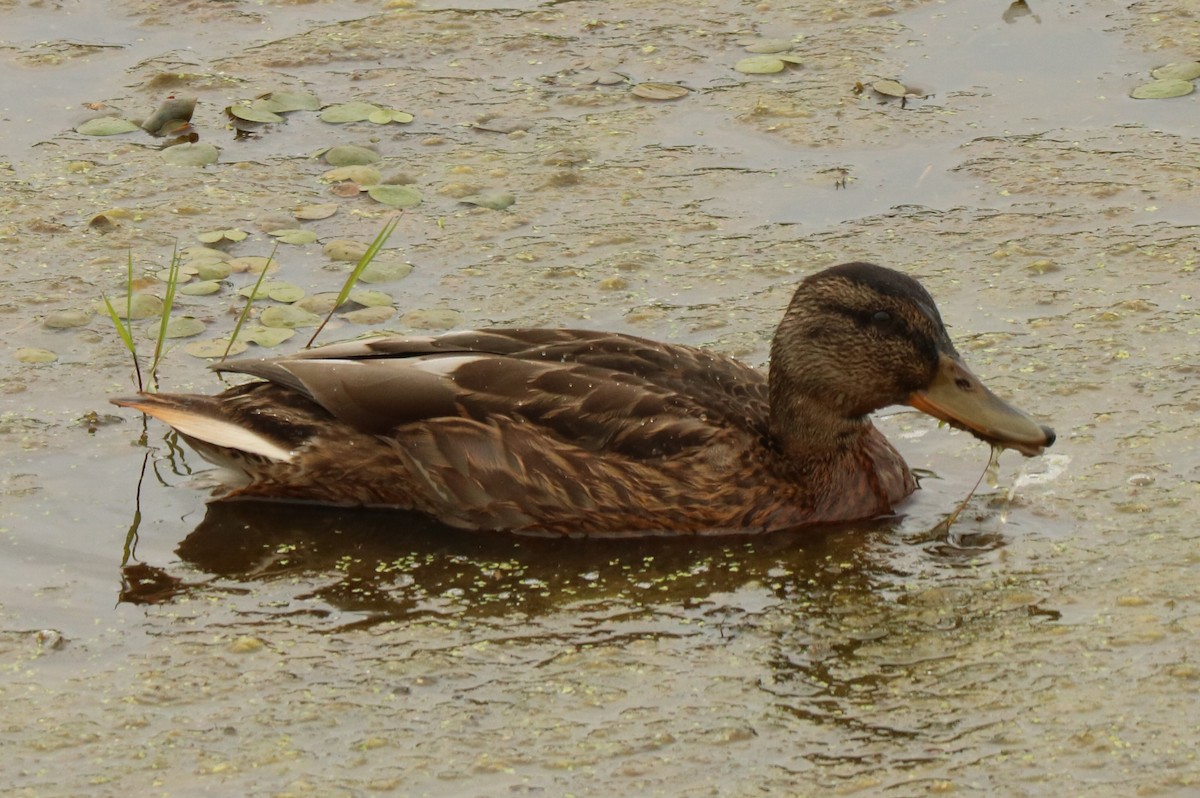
<box><xmin>112</xmin><ymin>262</ymin><xmax>1055</xmax><ymax>537</ymax></box>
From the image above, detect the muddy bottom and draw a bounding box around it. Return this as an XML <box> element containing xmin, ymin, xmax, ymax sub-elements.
<box><xmin>1</xmin><ymin>0</ymin><xmax>1198</xmax><ymax>796</ymax></box>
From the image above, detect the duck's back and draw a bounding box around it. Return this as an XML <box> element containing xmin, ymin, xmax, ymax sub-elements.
<box><xmin>119</xmin><ymin>330</ymin><xmax>832</xmax><ymax>536</ymax></box>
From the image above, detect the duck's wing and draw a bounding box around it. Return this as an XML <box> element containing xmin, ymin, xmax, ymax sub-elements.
<box><xmin>212</xmin><ymin>329</ymin><xmax>770</xmax><ymax>460</ymax></box>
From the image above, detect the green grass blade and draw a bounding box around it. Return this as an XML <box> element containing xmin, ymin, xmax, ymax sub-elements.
<box><xmin>306</xmin><ymin>216</ymin><xmax>399</xmax><ymax>348</ymax></box>
<box><xmin>222</xmin><ymin>245</ymin><xmax>278</xmax><ymax>362</ymax></box>
<box><xmin>102</xmin><ymin>249</ymin><xmax>143</xmax><ymax>391</ymax></box>
<box><xmin>148</xmin><ymin>243</ymin><xmax>182</xmax><ymax>391</ymax></box>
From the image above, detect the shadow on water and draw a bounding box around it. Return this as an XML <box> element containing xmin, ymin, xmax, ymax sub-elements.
<box><xmin>119</xmin><ymin>497</ymin><xmax>921</xmax><ymax>622</ymax></box>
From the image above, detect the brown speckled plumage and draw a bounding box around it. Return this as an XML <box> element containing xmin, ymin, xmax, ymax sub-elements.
<box><xmin>113</xmin><ymin>262</ymin><xmax>1054</xmax><ymax>537</ymax></box>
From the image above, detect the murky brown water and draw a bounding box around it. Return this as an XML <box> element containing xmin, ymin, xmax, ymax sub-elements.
<box><xmin>2</xmin><ymin>0</ymin><xmax>1198</xmax><ymax>795</ymax></box>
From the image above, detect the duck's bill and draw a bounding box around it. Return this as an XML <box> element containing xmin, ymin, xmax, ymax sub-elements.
<box><xmin>907</xmin><ymin>353</ymin><xmax>1055</xmax><ymax>457</ymax></box>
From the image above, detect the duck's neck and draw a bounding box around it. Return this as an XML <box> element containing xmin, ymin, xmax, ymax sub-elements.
<box><xmin>767</xmin><ymin>384</ymin><xmax>871</xmax><ymax>462</ymax></box>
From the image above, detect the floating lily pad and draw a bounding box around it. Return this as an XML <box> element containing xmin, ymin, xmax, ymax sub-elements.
<box><xmin>163</xmin><ymin>316</ymin><xmax>206</xmax><ymax>338</ymax></box>
<box><xmin>296</xmin><ymin>292</ymin><xmax>341</xmax><ymax>314</ymax></box>
<box><xmin>76</xmin><ymin>116</ymin><xmax>141</xmax><ymax>136</ymax></box>
<box><xmin>226</xmin><ymin>256</ymin><xmax>278</xmax><ymax>274</ymax></box>
<box><xmin>324</xmin><ymin>144</ymin><xmax>380</xmax><ymax>166</ymax></box>
<box><xmin>227</xmin><ymin>102</ymin><xmax>284</xmax><ymax>124</ymax></box>
<box><xmin>320</xmin><ymin>101</ymin><xmax>381</xmax><ymax>123</ymax></box>
<box><xmin>743</xmin><ymin>38</ymin><xmax>792</xmax><ymax>54</ymax></box>
<box><xmin>238</xmin><ymin>280</ymin><xmax>304</xmax><ymax>302</ymax></box>
<box><xmin>260</xmin><ymin>305</ymin><xmax>321</xmax><ymax>329</ymax></box>
<box><xmin>460</xmin><ymin>192</ymin><xmax>515</xmax><ymax>210</ymax></box>
<box><xmin>472</xmin><ymin>117</ymin><xmax>532</xmax><ymax>133</ymax></box>
<box><xmin>341</xmin><ymin>306</ymin><xmax>396</xmax><ymax>325</ymax></box>
<box><xmin>184</xmin><ymin>338</ymin><xmax>248</xmax><ymax>358</ymax></box>
<box><xmin>323</xmin><ymin>165</ymin><xmax>382</xmax><ymax>185</ymax></box>
<box><xmin>358</xmin><ymin>258</ymin><xmax>413</xmax><ymax>283</ymax></box>
<box><xmin>402</xmin><ymin>308</ymin><xmax>462</xmax><ymax>329</ymax></box>
<box><xmin>348</xmin><ymin>289</ymin><xmax>394</xmax><ymax>307</ymax></box>
<box><xmin>631</xmin><ymin>82</ymin><xmax>690</xmax><ymax>100</ymax></box>
<box><xmin>43</xmin><ymin>309</ymin><xmax>92</xmax><ymax>329</ymax></box>
<box><xmin>777</xmin><ymin>55</ymin><xmax>804</xmax><ymax>65</ymax></box>
<box><xmin>180</xmin><ymin>280</ymin><xmax>222</xmax><ymax>296</ymax></box>
<box><xmin>240</xmin><ymin>325</ymin><xmax>295</xmax><ymax>347</ymax></box>
<box><xmin>872</xmin><ymin>79</ymin><xmax>908</xmax><ymax>97</ymax></box>
<box><xmin>109</xmin><ymin>293</ymin><xmax>163</xmax><ymax>320</ymax></box>
<box><xmin>197</xmin><ymin>228</ymin><xmax>248</xmax><ymax>244</ymax></box>
<box><xmin>366</xmin><ymin>184</ymin><xmax>422</xmax><ymax>208</ymax></box>
<box><xmin>294</xmin><ymin>203</ymin><xmax>338</xmax><ymax>220</ymax></box>
<box><xmin>256</xmin><ymin>90</ymin><xmax>321</xmax><ymax>113</ymax></box>
<box><xmin>735</xmin><ymin>56</ymin><xmax>786</xmax><ymax>74</ymax></box>
<box><xmin>194</xmin><ymin>261</ymin><xmax>233</xmax><ymax>280</ymax></box>
<box><xmin>267</xmin><ymin>228</ymin><xmax>319</xmax><ymax>245</ymax></box>
<box><xmin>367</xmin><ymin>108</ymin><xmax>415</xmax><ymax>125</ymax></box>
<box><xmin>1150</xmin><ymin>61</ymin><xmax>1200</xmax><ymax>81</ymax></box>
<box><xmin>323</xmin><ymin>239</ymin><xmax>368</xmax><ymax>262</ymax></box>
<box><xmin>180</xmin><ymin>246</ymin><xmax>231</xmax><ymax>262</ymax></box>
<box><xmin>162</xmin><ymin>142</ymin><xmax>219</xmax><ymax>167</ymax></box>
<box><xmin>156</xmin><ymin>264</ymin><xmax>198</xmax><ymax>282</ymax></box>
<box><xmin>1129</xmin><ymin>79</ymin><xmax>1195</xmax><ymax>99</ymax></box>
<box><xmin>15</xmin><ymin>347</ymin><xmax>58</xmax><ymax>364</ymax></box>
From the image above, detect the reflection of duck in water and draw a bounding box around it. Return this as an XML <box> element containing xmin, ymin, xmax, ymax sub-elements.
<box><xmin>114</xmin><ymin>262</ymin><xmax>1054</xmax><ymax>537</ymax></box>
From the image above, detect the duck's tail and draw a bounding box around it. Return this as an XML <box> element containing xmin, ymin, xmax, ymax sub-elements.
<box><xmin>112</xmin><ymin>393</ymin><xmax>296</xmax><ymax>465</ymax></box>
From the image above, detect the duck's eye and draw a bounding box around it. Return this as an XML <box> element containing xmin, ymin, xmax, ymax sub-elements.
<box><xmin>871</xmin><ymin>310</ymin><xmax>892</xmax><ymax>325</ymax></box>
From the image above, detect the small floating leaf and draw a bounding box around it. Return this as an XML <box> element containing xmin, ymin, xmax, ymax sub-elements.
<box><xmin>402</xmin><ymin>308</ymin><xmax>462</xmax><ymax>329</ymax></box>
<box><xmin>367</xmin><ymin>184</ymin><xmax>422</xmax><ymax>208</ymax></box>
<box><xmin>238</xmin><ymin>280</ymin><xmax>301</xmax><ymax>301</ymax></box>
<box><xmin>110</xmin><ymin>293</ymin><xmax>163</xmax><ymax>320</ymax></box>
<box><xmin>294</xmin><ymin>203</ymin><xmax>338</xmax><ymax>220</ymax></box>
<box><xmin>194</xmin><ymin>261</ymin><xmax>233</xmax><ymax>280</ymax></box>
<box><xmin>226</xmin><ymin>256</ymin><xmax>279</xmax><ymax>274</ymax></box>
<box><xmin>296</xmin><ymin>292</ymin><xmax>341</xmax><ymax>314</ymax></box>
<box><xmin>1150</xmin><ymin>61</ymin><xmax>1200</xmax><ymax>81</ymax></box>
<box><xmin>324</xmin><ymin>144</ymin><xmax>380</xmax><ymax>166</ymax></box>
<box><xmin>358</xmin><ymin>258</ymin><xmax>413</xmax><ymax>283</ymax></box>
<box><xmin>180</xmin><ymin>280</ymin><xmax>222</xmax><ymax>296</ymax></box>
<box><xmin>162</xmin><ymin>142</ymin><xmax>219</xmax><ymax>167</ymax></box>
<box><xmin>872</xmin><ymin>79</ymin><xmax>907</xmax><ymax>97</ymax></box>
<box><xmin>197</xmin><ymin>228</ymin><xmax>248</xmax><ymax>244</ymax></box>
<box><xmin>240</xmin><ymin>325</ymin><xmax>295</xmax><ymax>347</ymax></box>
<box><xmin>473</xmin><ymin>117</ymin><xmax>532</xmax><ymax>133</ymax></box>
<box><xmin>76</xmin><ymin>116</ymin><xmax>141</xmax><ymax>136</ymax></box>
<box><xmin>227</xmin><ymin>102</ymin><xmax>284</xmax><ymax>124</ymax></box>
<box><xmin>341</xmin><ymin>306</ymin><xmax>396</xmax><ymax>325</ymax></box>
<box><xmin>163</xmin><ymin>316</ymin><xmax>206</xmax><ymax>338</ymax></box>
<box><xmin>1129</xmin><ymin>79</ymin><xmax>1195</xmax><ymax>99</ymax></box>
<box><xmin>743</xmin><ymin>38</ymin><xmax>792</xmax><ymax>54</ymax></box>
<box><xmin>777</xmin><ymin>55</ymin><xmax>804</xmax><ymax>65</ymax></box>
<box><xmin>735</xmin><ymin>56</ymin><xmax>786</xmax><ymax>74</ymax></box>
<box><xmin>323</xmin><ymin>165</ymin><xmax>382</xmax><ymax>185</ymax></box>
<box><xmin>320</xmin><ymin>101</ymin><xmax>381</xmax><ymax>123</ymax></box>
<box><xmin>631</xmin><ymin>82</ymin><xmax>690</xmax><ymax>100</ymax></box>
<box><xmin>323</xmin><ymin>239</ymin><xmax>368</xmax><ymax>262</ymax></box>
<box><xmin>268</xmin><ymin>228</ymin><xmax>319</xmax><ymax>245</ymax></box>
<box><xmin>348</xmin><ymin>289</ymin><xmax>394</xmax><ymax>307</ymax></box>
<box><xmin>43</xmin><ymin>309</ymin><xmax>92</xmax><ymax>329</ymax></box>
<box><xmin>15</xmin><ymin>347</ymin><xmax>58</xmax><ymax>364</ymax></box>
<box><xmin>156</xmin><ymin>265</ymin><xmax>198</xmax><ymax>282</ymax></box>
<box><xmin>257</xmin><ymin>91</ymin><xmax>320</xmax><ymax>113</ymax></box>
<box><xmin>460</xmin><ymin>192</ymin><xmax>515</xmax><ymax>210</ymax></box>
<box><xmin>185</xmin><ymin>338</ymin><xmax>248</xmax><ymax>358</ymax></box>
<box><xmin>260</xmin><ymin>305</ymin><xmax>321</xmax><ymax>329</ymax></box>
<box><xmin>367</xmin><ymin>108</ymin><xmax>415</xmax><ymax>125</ymax></box>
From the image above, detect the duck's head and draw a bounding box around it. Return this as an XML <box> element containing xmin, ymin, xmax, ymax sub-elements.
<box><xmin>769</xmin><ymin>262</ymin><xmax>1055</xmax><ymax>457</ymax></box>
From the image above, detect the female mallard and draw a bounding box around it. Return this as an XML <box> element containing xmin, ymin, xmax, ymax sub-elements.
<box><xmin>114</xmin><ymin>262</ymin><xmax>1054</xmax><ymax>536</ymax></box>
